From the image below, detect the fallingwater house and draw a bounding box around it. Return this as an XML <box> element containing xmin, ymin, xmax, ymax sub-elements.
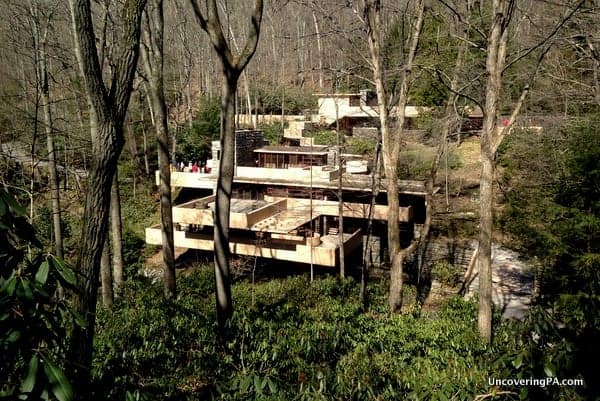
<box><xmin>145</xmin><ymin>129</ymin><xmax>427</xmax><ymax>268</ymax></box>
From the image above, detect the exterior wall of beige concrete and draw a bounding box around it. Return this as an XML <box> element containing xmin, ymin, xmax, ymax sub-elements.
<box><xmin>146</xmin><ymin>226</ymin><xmax>363</xmax><ymax>267</ymax></box>
<box><xmin>165</xmin><ymin>167</ymin><xmax>343</xmax><ymax>187</ymax></box>
<box><xmin>236</xmin><ymin>114</ymin><xmax>305</xmax><ymax>126</ymax></box>
<box><xmin>317</xmin><ymin>96</ymin><xmax>378</xmax><ymax>125</ymax></box>
<box><xmin>168</xmin><ymin>195</ymin><xmax>412</xmax><ymax>228</ymax></box>
<box><xmin>316</xmin><ymin>93</ymin><xmax>430</xmax><ymax>125</ymax></box>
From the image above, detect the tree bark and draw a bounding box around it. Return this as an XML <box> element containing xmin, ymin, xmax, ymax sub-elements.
<box><xmin>313</xmin><ymin>11</ymin><xmax>324</xmax><ymax>90</ymax></box>
<box><xmin>67</xmin><ymin>0</ymin><xmax>146</xmax><ymax>395</ymax></box>
<box><xmin>476</xmin><ymin>0</ymin><xmax>582</xmax><ymax>342</ymax></box>
<box><xmin>364</xmin><ymin>0</ymin><xmax>424</xmax><ymax>313</ymax></box>
<box><xmin>141</xmin><ymin>107</ymin><xmax>151</xmax><ymax>176</ymax></box>
<box><xmin>141</xmin><ymin>0</ymin><xmax>176</xmax><ymax>299</ymax></box>
<box><xmin>126</xmin><ymin>118</ymin><xmax>139</xmax><ymax>195</ymax></box>
<box><xmin>100</xmin><ymin>238</ymin><xmax>113</xmax><ymax>306</ymax></box>
<box><xmin>214</xmin><ymin>76</ymin><xmax>237</xmax><ymax>325</ymax></box>
<box><xmin>337</xmin><ymin>143</ymin><xmax>345</xmax><ymax>278</ymax></box>
<box><xmin>110</xmin><ymin>170</ymin><xmax>124</xmax><ymax>292</ymax></box>
<box><xmin>190</xmin><ymin>0</ymin><xmax>264</xmax><ymax>329</ymax></box>
<box><xmin>30</xmin><ymin>2</ymin><xmax>64</xmax><ymax>260</ymax></box>
<box><xmin>476</xmin><ymin>0</ymin><xmax>510</xmax><ymax>343</ymax></box>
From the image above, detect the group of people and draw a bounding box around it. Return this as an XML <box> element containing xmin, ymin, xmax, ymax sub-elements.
<box><xmin>171</xmin><ymin>160</ymin><xmax>211</xmax><ymax>173</ymax></box>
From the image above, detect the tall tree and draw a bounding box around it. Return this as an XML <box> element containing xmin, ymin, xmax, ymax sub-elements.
<box><xmin>29</xmin><ymin>1</ymin><xmax>64</xmax><ymax>261</ymax></box>
<box><xmin>476</xmin><ymin>0</ymin><xmax>585</xmax><ymax>342</ymax></box>
<box><xmin>110</xmin><ymin>171</ymin><xmax>125</xmax><ymax>293</ymax></box>
<box><xmin>363</xmin><ymin>0</ymin><xmax>425</xmax><ymax>312</ymax></box>
<box><xmin>189</xmin><ymin>0</ymin><xmax>264</xmax><ymax>327</ymax></box>
<box><xmin>67</xmin><ymin>0</ymin><xmax>146</xmax><ymax>395</ymax></box>
<box><xmin>100</xmin><ymin>238</ymin><xmax>113</xmax><ymax>306</ymax></box>
<box><xmin>476</xmin><ymin>0</ymin><xmax>510</xmax><ymax>344</ymax></box>
<box><xmin>141</xmin><ymin>0</ymin><xmax>176</xmax><ymax>299</ymax></box>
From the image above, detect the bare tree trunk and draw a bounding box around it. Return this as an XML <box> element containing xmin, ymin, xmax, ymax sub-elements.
<box><xmin>364</xmin><ymin>0</ymin><xmax>424</xmax><ymax>313</ymax></box>
<box><xmin>338</xmin><ymin>148</ymin><xmax>345</xmax><ymax>278</ymax></box>
<box><xmin>69</xmin><ymin>119</ymin><xmax>123</xmax><ymax>388</ymax></box>
<box><xmin>478</xmin><ymin>149</ymin><xmax>494</xmax><ymax>341</ymax></box>
<box><xmin>190</xmin><ymin>0</ymin><xmax>264</xmax><ymax>329</ymax></box>
<box><xmin>213</xmin><ymin>76</ymin><xmax>237</xmax><ymax>325</ymax></box>
<box><xmin>100</xmin><ymin>238</ymin><xmax>113</xmax><ymax>306</ymax></box>
<box><xmin>67</xmin><ymin>0</ymin><xmax>146</xmax><ymax>395</ymax></box>
<box><xmin>361</xmin><ymin>143</ymin><xmax>381</xmax><ymax>306</ymax></box>
<box><xmin>477</xmin><ymin>0</ymin><xmax>508</xmax><ymax>343</ymax></box>
<box><xmin>243</xmin><ymin>72</ymin><xmax>254</xmax><ymax>128</ymax></box>
<box><xmin>110</xmin><ymin>170</ymin><xmax>124</xmax><ymax>292</ymax></box>
<box><xmin>335</xmin><ymin>94</ymin><xmax>345</xmax><ymax>278</ymax></box>
<box><xmin>413</xmin><ymin>1</ymin><xmax>473</xmax><ymax>303</ymax></box>
<box><xmin>313</xmin><ymin>11</ymin><xmax>323</xmax><ymax>90</ymax></box>
<box><xmin>142</xmin><ymin>0</ymin><xmax>176</xmax><ymax>299</ymax></box>
<box><xmin>476</xmin><ymin>0</ymin><xmax>583</xmax><ymax>342</ymax></box>
<box><xmin>141</xmin><ymin>107</ymin><xmax>151</xmax><ymax>176</ymax></box>
<box><xmin>126</xmin><ymin>118</ymin><xmax>139</xmax><ymax>195</ymax></box>
<box><xmin>126</xmin><ymin>118</ymin><xmax>139</xmax><ymax>167</ymax></box>
<box><xmin>30</xmin><ymin>2</ymin><xmax>64</xmax><ymax>260</ymax></box>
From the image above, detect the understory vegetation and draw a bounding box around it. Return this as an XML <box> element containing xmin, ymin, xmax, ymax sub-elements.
<box><xmin>92</xmin><ymin>264</ymin><xmax>594</xmax><ymax>401</ymax></box>
<box><xmin>94</xmin><ymin>271</ymin><xmax>522</xmax><ymax>401</ymax></box>
<box><xmin>498</xmin><ymin>117</ymin><xmax>600</xmax><ymax>398</ymax></box>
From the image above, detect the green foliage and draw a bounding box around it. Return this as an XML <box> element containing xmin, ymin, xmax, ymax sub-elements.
<box><xmin>0</xmin><ymin>189</ymin><xmax>80</xmax><ymax>400</ymax></box>
<box><xmin>499</xmin><ymin>116</ymin><xmax>600</xmax><ymax>399</ymax></box>
<box><xmin>35</xmin><ymin>206</ymin><xmax>74</xmax><ymax>253</ymax></box>
<box><xmin>260</xmin><ymin>123</ymin><xmax>285</xmax><ymax>145</ymax></box>
<box><xmin>431</xmin><ymin>261</ymin><xmax>462</xmax><ymax>287</ymax></box>
<box><xmin>93</xmin><ymin>271</ymin><xmax>522</xmax><ymax>401</ymax></box>
<box><xmin>120</xmin><ymin>183</ymin><xmax>158</xmax><ymax>237</ymax></box>
<box><xmin>346</xmin><ymin>137</ymin><xmax>375</xmax><ymax>155</ymax></box>
<box><xmin>122</xmin><ymin>229</ymin><xmax>148</xmax><ymax>278</ymax></box>
<box><xmin>409</xmin><ymin>80</ymin><xmax>449</xmax><ymax>107</ymax></box>
<box><xmin>176</xmin><ymin>97</ymin><xmax>220</xmax><ymax>163</ymax></box>
<box><xmin>307</xmin><ymin>130</ymin><xmax>337</xmax><ymax>146</ymax></box>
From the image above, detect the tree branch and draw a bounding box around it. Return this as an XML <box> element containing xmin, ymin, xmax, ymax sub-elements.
<box><xmin>68</xmin><ymin>0</ymin><xmax>108</xmax><ymax>118</ymax></box>
<box><xmin>503</xmin><ymin>0</ymin><xmax>586</xmax><ymax>73</ymax></box>
<box><xmin>112</xmin><ymin>0</ymin><xmax>148</xmax><ymax>121</ymax></box>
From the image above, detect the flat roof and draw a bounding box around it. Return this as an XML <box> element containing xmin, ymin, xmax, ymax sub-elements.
<box><xmin>207</xmin><ymin>199</ymin><xmax>267</xmax><ymax>214</ymax></box>
<box><xmin>165</xmin><ymin>171</ymin><xmax>428</xmax><ymax>196</ymax></box>
<box><xmin>314</xmin><ymin>93</ymin><xmax>362</xmax><ymax>97</ymax></box>
<box><xmin>254</xmin><ymin>146</ymin><xmax>329</xmax><ymax>156</ymax></box>
<box><xmin>251</xmin><ymin>208</ymin><xmax>314</xmax><ymax>234</ymax></box>
<box><xmin>232</xmin><ymin>174</ymin><xmax>428</xmax><ymax>196</ymax></box>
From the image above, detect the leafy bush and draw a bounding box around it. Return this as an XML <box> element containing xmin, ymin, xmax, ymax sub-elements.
<box><xmin>0</xmin><ymin>189</ymin><xmax>81</xmax><ymax>401</ymax></box>
<box><xmin>260</xmin><ymin>123</ymin><xmax>285</xmax><ymax>145</ymax></box>
<box><xmin>431</xmin><ymin>261</ymin><xmax>463</xmax><ymax>287</ymax></box>
<box><xmin>176</xmin><ymin>97</ymin><xmax>220</xmax><ymax>164</ymax></box>
<box><xmin>306</xmin><ymin>130</ymin><xmax>337</xmax><ymax>146</ymax></box>
<box><xmin>398</xmin><ymin>144</ymin><xmax>461</xmax><ymax>180</ymax></box>
<box><xmin>498</xmin><ymin>117</ymin><xmax>600</xmax><ymax>399</ymax></box>
<box><xmin>93</xmin><ymin>271</ymin><xmax>524</xmax><ymax>401</ymax></box>
<box><xmin>346</xmin><ymin>137</ymin><xmax>376</xmax><ymax>155</ymax></box>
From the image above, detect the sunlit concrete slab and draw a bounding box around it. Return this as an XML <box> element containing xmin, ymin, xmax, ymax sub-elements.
<box><xmin>146</xmin><ymin>226</ymin><xmax>363</xmax><ymax>267</ymax></box>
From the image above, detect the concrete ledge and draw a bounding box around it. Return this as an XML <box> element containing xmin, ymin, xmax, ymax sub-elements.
<box><xmin>146</xmin><ymin>227</ymin><xmax>339</xmax><ymax>267</ymax></box>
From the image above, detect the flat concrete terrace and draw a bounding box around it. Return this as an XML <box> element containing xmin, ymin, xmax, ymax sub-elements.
<box><xmin>145</xmin><ymin>195</ymin><xmax>408</xmax><ymax>266</ymax></box>
<box><xmin>169</xmin><ymin>195</ymin><xmax>412</xmax><ymax>229</ymax></box>
<box><xmin>251</xmin><ymin>208</ymin><xmax>314</xmax><ymax>234</ymax></box>
<box><xmin>146</xmin><ymin>226</ymin><xmax>363</xmax><ymax>267</ymax></box>
<box><xmin>162</xmin><ymin>170</ymin><xmax>427</xmax><ymax>196</ymax></box>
